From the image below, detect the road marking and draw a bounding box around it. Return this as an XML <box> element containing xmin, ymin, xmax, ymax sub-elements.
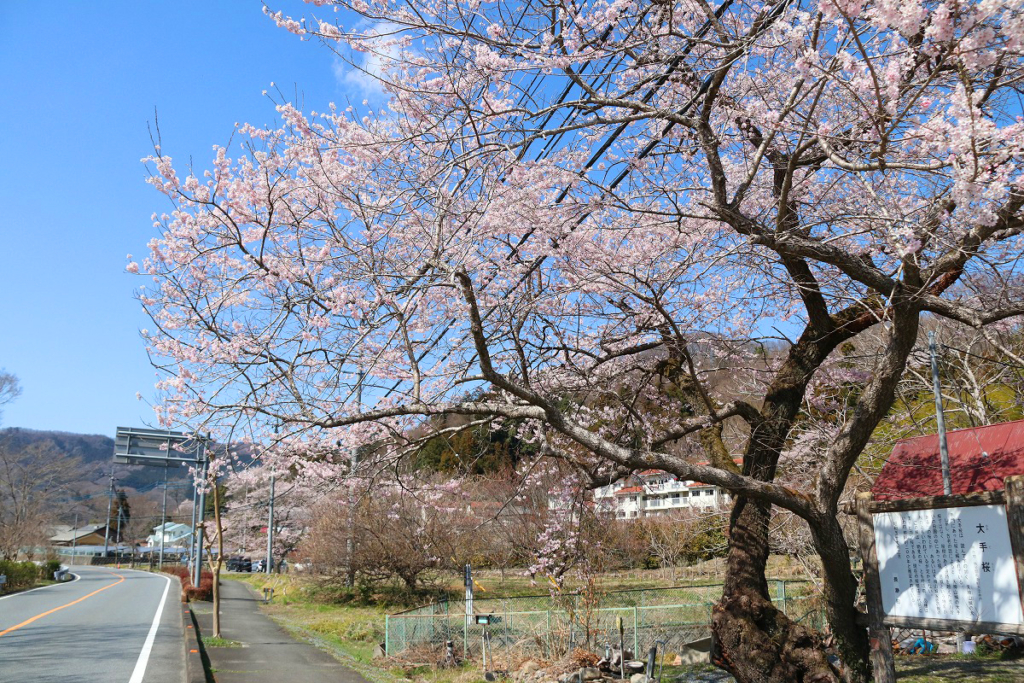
<box><xmin>128</xmin><ymin>572</ymin><xmax>171</xmax><ymax>683</ymax></box>
<box><xmin>0</xmin><ymin>572</ymin><xmax>81</xmax><ymax>602</ymax></box>
<box><xmin>0</xmin><ymin>571</ymin><xmax>124</xmax><ymax>637</ymax></box>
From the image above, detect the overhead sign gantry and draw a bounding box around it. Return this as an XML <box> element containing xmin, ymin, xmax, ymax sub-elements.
<box><xmin>114</xmin><ymin>426</ymin><xmax>209</xmax><ymax>585</ymax></box>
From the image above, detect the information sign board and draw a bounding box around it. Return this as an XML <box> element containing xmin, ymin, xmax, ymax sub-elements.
<box><xmin>873</xmin><ymin>504</ymin><xmax>1024</xmax><ymax>626</ymax></box>
<box><xmin>113</xmin><ymin>426</ymin><xmax>205</xmax><ymax>466</ymax></box>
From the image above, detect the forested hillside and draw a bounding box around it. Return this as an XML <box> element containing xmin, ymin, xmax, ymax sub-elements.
<box><xmin>0</xmin><ymin>427</ymin><xmax>192</xmax><ymax>492</ymax></box>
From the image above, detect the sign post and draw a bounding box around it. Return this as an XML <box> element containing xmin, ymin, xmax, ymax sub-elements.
<box><xmin>856</xmin><ymin>476</ymin><xmax>1024</xmax><ymax>682</ymax></box>
<box><xmin>856</xmin><ymin>493</ymin><xmax>897</xmax><ymax>683</ymax></box>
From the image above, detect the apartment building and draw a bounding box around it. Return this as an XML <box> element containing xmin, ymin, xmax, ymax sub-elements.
<box><xmin>593</xmin><ymin>469</ymin><xmax>728</xmax><ymax>519</ymax></box>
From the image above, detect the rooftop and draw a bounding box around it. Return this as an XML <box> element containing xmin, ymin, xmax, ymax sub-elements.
<box><xmin>49</xmin><ymin>524</ymin><xmax>108</xmax><ymax>543</ymax></box>
<box><xmin>873</xmin><ymin>419</ymin><xmax>1024</xmax><ymax>500</ymax></box>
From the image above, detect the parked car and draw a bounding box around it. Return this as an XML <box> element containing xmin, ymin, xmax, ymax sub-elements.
<box><xmin>226</xmin><ymin>556</ymin><xmax>252</xmax><ymax>572</ymax></box>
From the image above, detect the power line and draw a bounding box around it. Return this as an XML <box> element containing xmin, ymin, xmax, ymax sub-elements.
<box><xmin>367</xmin><ymin>0</ymin><xmax>740</xmax><ymax>407</ymax></box>
<box><xmin>938</xmin><ymin>342</ymin><xmax>1024</xmax><ymax>371</ymax></box>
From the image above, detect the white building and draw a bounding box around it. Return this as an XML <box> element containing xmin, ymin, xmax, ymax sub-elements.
<box><xmin>146</xmin><ymin>522</ymin><xmax>193</xmax><ymax>547</ymax></box>
<box><xmin>593</xmin><ymin>469</ymin><xmax>729</xmax><ymax>519</ymax></box>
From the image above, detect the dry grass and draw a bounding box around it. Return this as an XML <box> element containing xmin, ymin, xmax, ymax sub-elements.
<box><xmin>226</xmin><ymin>561</ymin><xmax>816</xmax><ymax>683</ymax></box>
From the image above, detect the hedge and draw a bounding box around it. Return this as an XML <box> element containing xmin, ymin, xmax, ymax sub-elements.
<box><xmin>0</xmin><ymin>560</ymin><xmax>62</xmax><ymax>594</ymax></box>
<box><xmin>161</xmin><ymin>566</ymin><xmax>214</xmax><ymax>601</ymax></box>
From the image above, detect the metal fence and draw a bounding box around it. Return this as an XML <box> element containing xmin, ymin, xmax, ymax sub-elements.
<box><xmin>385</xmin><ymin>581</ymin><xmax>823</xmax><ymax>663</ymax></box>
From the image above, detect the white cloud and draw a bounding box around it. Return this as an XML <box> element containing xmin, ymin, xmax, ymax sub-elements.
<box><xmin>332</xmin><ymin>21</ymin><xmax>402</xmax><ymax>99</ymax></box>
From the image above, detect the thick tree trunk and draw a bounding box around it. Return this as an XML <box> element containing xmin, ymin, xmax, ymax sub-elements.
<box><xmin>810</xmin><ymin>513</ymin><xmax>870</xmax><ymax>683</ymax></box>
<box><xmin>708</xmin><ymin>317</ymin><xmax>874</xmax><ymax>683</ymax></box>
<box><xmin>712</xmin><ymin>498</ymin><xmax>839</xmax><ymax>683</ymax></box>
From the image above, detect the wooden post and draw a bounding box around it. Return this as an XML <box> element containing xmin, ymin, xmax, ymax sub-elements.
<box><xmin>856</xmin><ymin>492</ymin><xmax>897</xmax><ymax>683</ymax></box>
<box><xmin>1004</xmin><ymin>476</ymin><xmax>1024</xmax><ymax>610</ymax></box>
<box><xmin>633</xmin><ymin>606</ymin><xmax>639</xmax><ymax>659</ymax></box>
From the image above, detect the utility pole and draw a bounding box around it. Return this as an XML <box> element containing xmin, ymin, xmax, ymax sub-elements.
<box><xmin>928</xmin><ymin>331</ymin><xmax>953</xmax><ymax>495</ymax></box>
<box><xmin>346</xmin><ymin>371</ymin><xmax>363</xmax><ymax>587</ymax></box>
<box><xmin>194</xmin><ymin>457</ymin><xmax>208</xmax><ymax>587</ymax></box>
<box><xmin>267</xmin><ymin>421</ymin><xmax>278</xmax><ymax>575</ymax></box>
<box><xmin>116</xmin><ymin>500</ymin><xmax>124</xmax><ymax>566</ymax></box>
<box><xmin>103</xmin><ymin>471</ymin><xmax>115</xmax><ymax>557</ymax></box>
<box><xmin>70</xmin><ymin>511</ymin><xmax>79</xmax><ymax>567</ymax></box>
<box><xmin>266</xmin><ymin>472</ymin><xmax>275</xmax><ymax>574</ymax></box>
<box><xmin>159</xmin><ymin>468</ymin><xmax>168</xmax><ymax>569</ymax></box>
<box><xmin>464</xmin><ymin>562</ymin><xmax>474</xmax><ymax>659</ymax></box>
<box><xmin>930</xmin><ymin>331</ymin><xmax>965</xmax><ymax>654</ymax></box>
<box><xmin>345</xmin><ymin>464</ymin><xmax>355</xmax><ymax>587</ymax></box>
<box><xmin>189</xmin><ymin>476</ymin><xmax>199</xmax><ymax>577</ymax></box>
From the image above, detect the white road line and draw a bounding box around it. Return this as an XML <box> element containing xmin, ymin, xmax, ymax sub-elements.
<box><xmin>0</xmin><ymin>572</ymin><xmax>80</xmax><ymax>601</ymax></box>
<box><xmin>128</xmin><ymin>572</ymin><xmax>171</xmax><ymax>683</ymax></box>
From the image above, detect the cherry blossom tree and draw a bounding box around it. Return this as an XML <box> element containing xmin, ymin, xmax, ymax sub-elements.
<box><xmin>136</xmin><ymin>0</ymin><xmax>1024</xmax><ymax>679</ymax></box>
<box><xmin>223</xmin><ymin>464</ymin><xmax>330</xmax><ymax>570</ymax></box>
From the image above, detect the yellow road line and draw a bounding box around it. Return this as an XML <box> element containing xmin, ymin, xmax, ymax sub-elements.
<box><xmin>0</xmin><ymin>572</ymin><xmax>125</xmax><ymax>638</ymax></box>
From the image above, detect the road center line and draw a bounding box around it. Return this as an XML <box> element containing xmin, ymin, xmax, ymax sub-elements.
<box><xmin>128</xmin><ymin>573</ymin><xmax>172</xmax><ymax>683</ymax></box>
<box><xmin>0</xmin><ymin>571</ymin><xmax>125</xmax><ymax>637</ymax></box>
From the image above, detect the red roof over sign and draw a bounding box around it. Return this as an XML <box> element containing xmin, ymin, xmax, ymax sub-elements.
<box><xmin>872</xmin><ymin>419</ymin><xmax>1024</xmax><ymax>500</ymax></box>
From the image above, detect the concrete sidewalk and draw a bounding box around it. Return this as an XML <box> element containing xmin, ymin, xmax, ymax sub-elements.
<box><xmin>191</xmin><ymin>578</ymin><xmax>370</xmax><ymax>683</ymax></box>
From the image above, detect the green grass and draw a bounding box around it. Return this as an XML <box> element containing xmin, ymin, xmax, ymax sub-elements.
<box><xmin>894</xmin><ymin>652</ymin><xmax>1024</xmax><ymax>683</ymax></box>
<box><xmin>224</xmin><ymin>568</ymin><xmax>809</xmax><ymax>683</ymax></box>
<box><xmin>225</xmin><ymin>572</ymin><xmax>1024</xmax><ymax>683</ymax></box>
<box><xmin>230</xmin><ymin>574</ymin><xmax>387</xmax><ymax>662</ymax></box>
<box><xmin>227</xmin><ymin>573</ymin><xmax>520</xmax><ymax>683</ymax></box>
<box><xmin>202</xmin><ymin>636</ymin><xmax>243</xmax><ymax>648</ymax></box>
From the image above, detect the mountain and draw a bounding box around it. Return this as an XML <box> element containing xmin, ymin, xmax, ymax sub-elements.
<box><xmin>0</xmin><ymin>427</ymin><xmax>193</xmax><ymax>493</ymax></box>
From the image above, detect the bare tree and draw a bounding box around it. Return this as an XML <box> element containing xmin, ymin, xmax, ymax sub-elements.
<box><xmin>0</xmin><ymin>440</ymin><xmax>78</xmax><ymax>559</ymax></box>
<box><xmin>0</xmin><ymin>371</ymin><xmax>20</xmax><ymax>419</ymax></box>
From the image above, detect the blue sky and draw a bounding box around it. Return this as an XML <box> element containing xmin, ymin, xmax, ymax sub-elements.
<box><xmin>0</xmin><ymin>1</ymin><xmax>367</xmax><ymax>435</ymax></box>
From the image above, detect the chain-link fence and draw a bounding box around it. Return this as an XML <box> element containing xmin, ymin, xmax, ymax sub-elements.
<box><xmin>385</xmin><ymin>581</ymin><xmax>823</xmax><ymax>663</ymax></box>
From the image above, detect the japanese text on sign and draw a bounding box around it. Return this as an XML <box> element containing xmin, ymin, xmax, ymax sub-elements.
<box><xmin>873</xmin><ymin>505</ymin><xmax>1023</xmax><ymax>625</ymax></box>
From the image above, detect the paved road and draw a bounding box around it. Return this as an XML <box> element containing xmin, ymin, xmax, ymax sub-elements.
<box><xmin>0</xmin><ymin>565</ymin><xmax>185</xmax><ymax>683</ymax></box>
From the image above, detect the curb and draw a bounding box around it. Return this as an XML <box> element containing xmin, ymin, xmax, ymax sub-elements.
<box><xmin>175</xmin><ymin>573</ymin><xmax>209</xmax><ymax>683</ymax></box>
<box><xmin>184</xmin><ymin>603</ymin><xmax>209</xmax><ymax>683</ymax></box>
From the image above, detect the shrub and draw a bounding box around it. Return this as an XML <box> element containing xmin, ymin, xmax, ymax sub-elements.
<box><xmin>0</xmin><ymin>560</ymin><xmax>42</xmax><ymax>593</ymax></box>
<box><xmin>41</xmin><ymin>560</ymin><xmax>62</xmax><ymax>580</ymax></box>
<box><xmin>161</xmin><ymin>566</ymin><xmax>214</xmax><ymax>601</ymax></box>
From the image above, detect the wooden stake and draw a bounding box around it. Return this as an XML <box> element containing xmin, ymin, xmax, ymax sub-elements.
<box><xmin>1003</xmin><ymin>476</ymin><xmax>1024</xmax><ymax>615</ymax></box>
<box><xmin>856</xmin><ymin>492</ymin><xmax>897</xmax><ymax>683</ymax></box>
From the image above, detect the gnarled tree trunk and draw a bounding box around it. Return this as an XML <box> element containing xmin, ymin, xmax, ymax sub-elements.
<box><xmin>709</xmin><ymin>321</ymin><xmax>869</xmax><ymax>683</ymax></box>
<box><xmin>713</xmin><ymin>497</ymin><xmax>840</xmax><ymax>683</ymax></box>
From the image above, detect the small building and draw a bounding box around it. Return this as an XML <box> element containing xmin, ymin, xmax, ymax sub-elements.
<box><xmin>593</xmin><ymin>468</ymin><xmax>731</xmax><ymax>519</ymax></box>
<box><xmin>146</xmin><ymin>522</ymin><xmax>193</xmax><ymax>547</ymax></box>
<box><xmin>49</xmin><ymin>524</ymin><xmax>111</xmax><ymax>547</ymax></box>
<box><xmin>873</xmin><ymin>418</ymin><xmax>1024</xmax><ymax>500</ymax></box>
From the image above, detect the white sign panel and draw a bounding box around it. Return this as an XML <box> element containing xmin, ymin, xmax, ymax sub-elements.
<box><xmin>873</xmin><ymin>504</ymin><xmax>1023</xmax><ymax>625</ymax></box>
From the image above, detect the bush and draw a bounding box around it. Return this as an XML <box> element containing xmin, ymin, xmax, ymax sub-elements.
<box><xmin>0</xmin><ymin>560</ymin><xmax>42</xmax><ymax>593</ymax></box>
<box><xmin>161</xmin><ymin>566</ymin><xmax>214</xmax><ymax>601</ymax></box>
<box><xmin>41</xmin><ymin>560</ymin><xmax>62</xmax><ymax>580</ymax></box>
